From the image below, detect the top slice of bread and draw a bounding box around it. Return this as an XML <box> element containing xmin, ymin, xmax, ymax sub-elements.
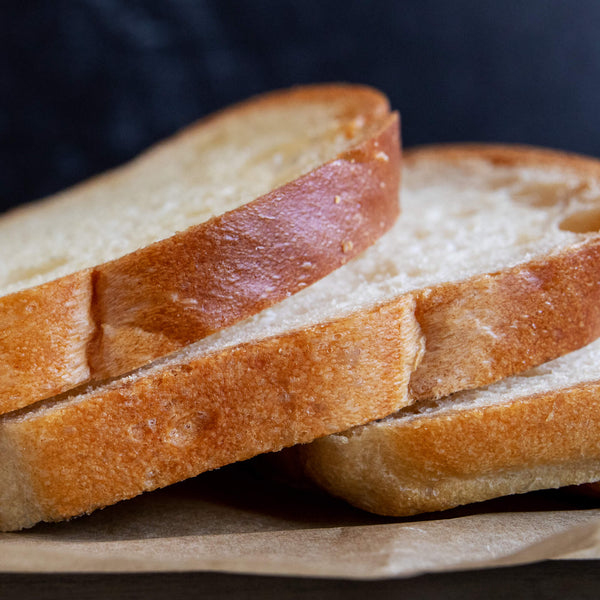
<box><xmin>4</xmin><ymin>144</ymin><xmax>600</xmax><ymax>530</ymax></box>
<box><xmin>0</xmin><ymin>84</ymin><xmax>401</xmax><ymax>414</ymax></box>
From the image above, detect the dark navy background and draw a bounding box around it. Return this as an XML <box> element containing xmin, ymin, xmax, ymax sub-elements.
<box><xmin>2</xmin><ymin>1</ymin><xmax>599</xmax><ymax>210</ymax></box>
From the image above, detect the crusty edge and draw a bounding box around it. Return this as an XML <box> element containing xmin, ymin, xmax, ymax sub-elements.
<box><xmin>0</xmin><ymin>295</ymin><xmax>422</xmax><ymax>531</ymax></box>
<box><xmin>91</xmin><ymin>113</ymin><xmax>400</xmax><ymax>378</ymax></box>
<box><xmin>410</xmin><ymin>238</ymin><xmax>600</xmax><ymax>400</ymax></box>
<box><xmin>0</xmin><ymin>271</ymin><xmax>95</xmax><ymax>410</ymax></box>
<box><xmin>0</xmin><ymin>85</ymin><xmax>401</xmax><ymax>414</ymax></box>
<box><xmin>288</xmin><ymin>380</ymin><xmax>600</xmax><ymax>516</ymax></box>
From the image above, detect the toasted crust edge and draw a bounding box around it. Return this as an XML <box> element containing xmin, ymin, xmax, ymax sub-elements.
<box><xmin>405</xmin><ymin>142</ymin><xmax>600</xmax><ymax>176</ymax></box>
<box><xmin>410</xmin><ymin>239</ymin><xmax>600</xmax><ymax>399</ymax></box>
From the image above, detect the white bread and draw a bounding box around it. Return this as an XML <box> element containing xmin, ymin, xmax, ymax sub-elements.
<box><xmin>0</xmin><ymin>300</ymin><xmax>422</xmax><ymax>531</ymax></box>
<box><xmin>5</xmin><ymin>144</ymin><xmax>600</xmax><ymax>530</ymax></box>
<box><xmin>279</xmin><ymin>335</ymin><xmax>600</xmax><ymax>517</ymax></box>
<box><xmin>0</xmin><ymin>84</ymin><xmax>400</xmax><ymax>414</ymax></box>
<box><xmin>271</xmin><ymin>144</ymin><xmax>600</xmax><ymax>514</ymax></box>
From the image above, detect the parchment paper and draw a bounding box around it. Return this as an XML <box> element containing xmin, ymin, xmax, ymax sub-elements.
<box><xmin>1</xmin><ymin>462</ymin><xmax>600</xmax><ymax>579</ymax></box>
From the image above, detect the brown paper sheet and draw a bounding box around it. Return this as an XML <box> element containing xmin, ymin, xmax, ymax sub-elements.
<box><xmin>1</xmin><ymin>463</ymin><xmax>600</xmax><ymax>578</ymax></box>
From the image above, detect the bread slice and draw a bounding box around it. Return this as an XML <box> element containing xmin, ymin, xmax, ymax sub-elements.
<box><xmin>4</xmin><ymin>143</ymin><xmax>600</xmax><ymax>530</ymax></box>
<box><xmin>0</xmin><ymin>299</ymin><xmax>423</xmax><ymax>531</ymax></box>
<box><xmin>0</xmin><ymin>84</ymin><xmax>400</xmax><ymax>414</ymax></box>
<box><xmin>279</xmin><ymin>335</ymin><xmax>600</xmax><ymax>517</ymax></box>
<box><xmin>270</xmin><ymin>144</ymin><xmax>600</xmax><ymax>515</ymax></box>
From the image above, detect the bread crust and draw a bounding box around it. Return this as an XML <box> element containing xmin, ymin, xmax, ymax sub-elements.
<box><xmin>411</xmin><ymin>240</ymin><xmax>600</xmax><ymax>399</ymax></box>
<box><xmin>0</xmin><ymin>85</ymin><xmax>401</xmax><ymax>414</ymax></box>
<box><xmin>0</xmin><ymin>297</ymin><xmax>422</xmax><ymax>530</ymax></box>
<box><xmin>289</xmin><ymin>380</ymin><xmax>600</xmax><ymax>516</ymax></box>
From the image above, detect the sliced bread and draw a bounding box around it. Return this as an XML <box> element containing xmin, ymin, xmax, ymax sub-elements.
<box><xmin>4</xmin><ymin>144</ymin><xmax>600</xmax><ymax>530</ymax></box>
<box><xmin>0</xmin><ymin>84</ymin><xmax>400</xmax><ymax>414</ymax></box>
<box><xmin>272</xmin><ymin>144</ymin><xmax>600</xmax><ymax>515</ymax></box>
<box><xmin>277</xmin><ymin>335</ymin><xmax>600</xmax><ymax>517</ymax></box>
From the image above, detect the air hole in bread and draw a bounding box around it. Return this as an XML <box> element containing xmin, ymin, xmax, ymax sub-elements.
<box><xmin>559</xmin><ymin>208</ymin><xmax>600</xmax><ymax>233</ymax></box>
<box><xmin>5</xmin><ymin>257</ymin><xmax>69</xmax><ymax>286</ymax></box>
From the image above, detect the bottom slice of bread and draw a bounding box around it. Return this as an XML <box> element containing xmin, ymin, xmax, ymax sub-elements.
<box><xmin>279</xmin><ymin>335</ymin><xmax>600</xmax><ymax>516</ymax></box>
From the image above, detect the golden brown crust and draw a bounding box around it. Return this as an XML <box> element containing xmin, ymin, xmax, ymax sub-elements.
<box><xmin>1</xmin><ymin>297</ymin><xmax>421</xmax><ymax>530</ymax></box>
<box><xmin>0</xmin><ymin>272</ymin><xmax>94</xmax><ymax>408</ymax></box>
<box><xmin>192</xmin><ymin>83</ymin><xmax>393</xmax><ymax>131</ymax></box>
<box><xmin>90</xmin><ymin>114</ymin><xmax>400</xmax><ymax>378</ymax></box>
<box><xmin>0</xmin><ymin>85</ymin><xmax>401</xmax><ymax>414</ymax></box>
<box><xmin>410</xmin><ymin>240</ymin><xmax>600</xmax><ymax>399</ymax></box>
<box><xmin>291</xmin><ymin>380</ymin><xmax>600</xmax><ymax>516</ymax></box>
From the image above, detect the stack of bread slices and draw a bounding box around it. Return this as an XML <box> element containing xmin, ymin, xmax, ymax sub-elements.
<box><xmin>3</xmin><ymin>84</ymin><xmax>600</xmax><ymax>530</ymax></box>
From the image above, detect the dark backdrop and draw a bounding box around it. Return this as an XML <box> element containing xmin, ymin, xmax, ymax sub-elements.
<box><xmin>2</xmin><ymin>0</ymin><xmax>600</xmax><ymax>211</ymax></box>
